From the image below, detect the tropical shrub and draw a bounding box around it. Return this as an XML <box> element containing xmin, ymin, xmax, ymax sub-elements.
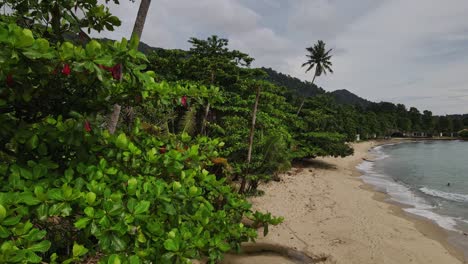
<box><xmin>0</xmin><ymin>22</ymin><xmax>281</xmax><ymax>263</ymax></box>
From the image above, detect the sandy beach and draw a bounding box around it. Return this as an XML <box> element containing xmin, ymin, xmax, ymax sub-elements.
<box><xmin>223</xmin><ymin>140</ymin><xmax>466</xmax><ymax>264</ymax></box>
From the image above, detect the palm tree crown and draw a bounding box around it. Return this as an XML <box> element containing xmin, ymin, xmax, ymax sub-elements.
<box><xmin>302</xmin><ymin>40</ymin><xmax>333</xmax><ymax>83</ymax></box>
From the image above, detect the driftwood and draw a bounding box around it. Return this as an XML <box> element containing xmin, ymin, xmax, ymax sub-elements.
<box><xmin>226</xmin><ymin>243</ymin><xmax>331</xmax><ymax>263</ymax></box>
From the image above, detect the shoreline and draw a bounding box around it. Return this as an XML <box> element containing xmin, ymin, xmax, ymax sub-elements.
<box><xmin>362</xmin><ymin>139</ymin><xmax>468</xmax><ymax>261</ymax></box>
<box><xmin>224</xmin><ymin>139</ymin><xmax>466</xmax><ymax>264</ymax></box>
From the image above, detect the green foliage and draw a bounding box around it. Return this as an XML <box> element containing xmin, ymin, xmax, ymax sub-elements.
<box><xmin>1</xmin><ymin>0</ymin><xmax>122</xmax><ymax>41</ymax></box>
<box><xmin>0</xmin><ymin>21</ymin><xmax>282</xmax><ymax>263</ymax></box>
<box><xmin>458</xmin><ymin>129</ymin><xmax>468</xmax><ymax>139</ymax></box>
<box><xmin>145</xmin><ymin>37</ymin><xmax>355</xmax><ymax>193</ymax></box>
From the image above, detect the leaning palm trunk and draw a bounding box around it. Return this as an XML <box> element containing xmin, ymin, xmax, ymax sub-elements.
<box><xmin>296</xmin><ymin>74</ymin><xmax>316</xmax><ymax>115</ymax></box>
<box><xmin>240</xmin><ymin>86</ymin><xmax>261</xmax><ymax>194</ymax></box>
<box><xmin>131</xmin><ymin>0</ymin><xmax>152</xmax><ymax>40</ymax></box>
<box><xmin>107</xmin><ymin>0</ymin><xmax>152</xmax><ymax>134</ymax></box>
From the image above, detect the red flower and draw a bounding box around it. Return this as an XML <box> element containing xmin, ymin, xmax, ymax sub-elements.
<box><xmin>6</xmin><ymin>74</ymin><xmax>14</xmax><ymax>87</ymax></box>
<box><xmin>181</xmin><ymin>96</ymin><xmax>188</xmax><ymax>108</ymax></box>
<box><xmin>135</xmin><ymin>95</ymin><xmax>142</xmax><ymax>103</ymax></box>
<box><xmin>62</xmin><ymin>64</ymin><xmax>71</xmax><ymax>76</ymax></box>
<box><xmin>111</xmin><ymin>64</ymin><xmax>122</xmax><ymax>80</ymax></box>
<box><xmin>99</xmin><ymin>64</ymin><xmax>122</xmax><ymax>80</ymax></box>
<box><xmin>159</xmin><ymin>146</ymin><xmax>167</xmax><ymax>154</ymax></box>
<box><xmin>84</xmin><ymin>120</ymin><xmax>92</xmax><ymax>132</ymax></box>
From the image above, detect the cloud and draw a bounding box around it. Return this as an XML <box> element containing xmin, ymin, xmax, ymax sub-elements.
<box><xmin>98</xmin><ymin>0</ymin><xmax>468</xmax><ymax>114</ymax></box>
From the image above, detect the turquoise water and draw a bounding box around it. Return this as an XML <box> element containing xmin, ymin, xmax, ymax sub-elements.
<box><xmin>358</xmin><ymin>140</ymin><xmax>468</xmax><ymax>232</ymax></box>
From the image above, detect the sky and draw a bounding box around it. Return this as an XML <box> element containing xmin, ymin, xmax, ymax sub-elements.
<box><xmin>97</xmin><ymin>0</ymin><xmax>468</xmax><ymax>115</ymax></box>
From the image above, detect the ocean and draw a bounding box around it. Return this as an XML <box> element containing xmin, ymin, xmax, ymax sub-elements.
<box><xmin>357</xmin><ymin>140</ymin><xmax>468</xmax><ymax>233</ymax></box>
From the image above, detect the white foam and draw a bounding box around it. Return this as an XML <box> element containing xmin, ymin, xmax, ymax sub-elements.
<box><xmin>356</xmin><ymin>160</ymin><xmax>374</xmax><ymax>172</ymax></box>
<box><xmin>420</xmin><ymin>187</ymin><xmax>468</xmax><ymax>203</ymax></box>
<box><xmin>357</xmin><ymin>144</ymin><xmax>462</xmax><ymax>232</ymax></box>
<box><xmin>404</xmin><ymin>208</ymin><xmax>459</xmax><ymax>231</ymax></box>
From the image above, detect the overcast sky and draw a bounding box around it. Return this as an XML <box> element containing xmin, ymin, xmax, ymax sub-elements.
<box><xmin>98</xmin><ymin>0</ymin><xmax>468</xmax><ymax>115</ymax></box>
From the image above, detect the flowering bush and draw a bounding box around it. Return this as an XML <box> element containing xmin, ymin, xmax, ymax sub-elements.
<box><xmin>0</xmin><ymin>22</ymin><xmax>281</xmax><ymax>263</ymax></box>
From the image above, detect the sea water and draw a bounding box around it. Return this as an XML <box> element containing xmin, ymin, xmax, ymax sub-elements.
<box><xmin>357</xmin><ymin>140</ymin><xmax>468</xmax><ymax>232</ymax></box>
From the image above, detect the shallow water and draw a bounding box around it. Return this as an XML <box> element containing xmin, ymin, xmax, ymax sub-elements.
<box><xmin>357</xmin><ymin>140</ymin><xmax>468</xmax><ymax>232</ymax></box>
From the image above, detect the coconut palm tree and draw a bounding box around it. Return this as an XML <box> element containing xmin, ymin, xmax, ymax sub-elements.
<box><xmin>296</xmin><ymin>40</ymin><xmax>333</xmax><ymax>115</ymax></box>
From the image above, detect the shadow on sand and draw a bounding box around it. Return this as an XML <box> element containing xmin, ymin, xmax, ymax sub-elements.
<box><xmin>293</xmin><ymin>159</ymin><xmax>337</xmax><ymax>170</ymax></box>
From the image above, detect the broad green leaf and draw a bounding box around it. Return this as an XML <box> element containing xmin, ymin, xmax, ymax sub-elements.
<box><xmin>19</xmin><ymin>192</ymin><xmax>41</xmax><ymax>205</ymax></box>
<box><xmin>17</xmin><ymin>29</ymin><xmax>34</xmax><ymax>47</ymax></box>
<box><xmin>72</xmin><ymin>243</ymin><xmax>88</xmax><ymax>257</ymax></box>
<box><xmin>28</xmin><ymin>240</ymin><xmax>51</xmax><ymax>252</ymax></box>
<box><xmin>94</xmin><ymin>55</ymin><xmax>113</xmax><ymax>66</ymax></box>
<box><xmin>108</xmin><ymin>254</ymin><xmax>121</xmax><ymax>264</ymax></box>
<box><xmin>74</xmin><ymin>217</ymin><xmax>91</xmax><ymax>229</ymax></box>
<box><xmin>24</xmin><ymin>251</ymin><xmax>42</xmax><ymax>263</ymax></box>
<box><xmin>0</xmin><ymin>225</ymin><xmax>10</xmax><ymax>238</ymax></box>
<box><xmin>24</xmin><ymin>228</ymin><xmax>46</xmax><ymax>241</ymax></box>
<box><xmin>86</xmin><ymin>192</ymin><xmax>96</xmax><ymax>205</ymax></box>
<box><xmin>115</xmin><ymin>133</ymin><xmax>129</xmax><ymax>150</ymax></box>
<box><xmin>129</xmin><ymin>35</ymin><xmax>139</xmax><ymax>50</ymax></box>
<box><xmin>47</xmin><ymin>189</ymin><xmax>63</xmax><ymax>201</ymax></box>
<box><xmin>110</xmin><ymin>234</ymin><xmax>127</xmax><ymax>251</ymax></box>
<box><xmin>84</xmin><ymin>207</ymin><xmax>95</xmax><ymax>217</ymax></box>
<box><xmin>163</xmin><ymin>239</ymin><xmax>179</xmax><ymax>252</ymax></box>
<box><xmin>86</xmin><ymin>40</ymin><xmax>102</xmax><ymax>57</ymax></box>
<box><xmin>129</xmin><ymin>255</ymin><xmax>140</xmax><ymax>264</ymax></box>
<box><xmin>217</xmin><ymin>241</ymin><xmax>231</xmax><ymax>252</ymax></box>
<box><xmin>0</xmin><ymin>204</ymin><xmax>6</xmax><ymax>221</ymax></box>
<box><xmin>133</xmin><ymin>200</ymin><xmax>150</xmax><ymax>215</ymax></box>
<box><xmin>2</xmin><ymin>215</ymin><xmax>21</xmax><ymax>226</ymax></box>
<box><xmin>27</xmin><ymin>135</ymin><xmax>39</xmax><ymax>150</ymax></box>
<box><xmin>36</xmin><ymin>204</ymin><xmax>48</xmax><ymax>221</ymax></box>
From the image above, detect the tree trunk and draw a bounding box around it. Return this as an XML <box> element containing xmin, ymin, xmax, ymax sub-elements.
<box><xmin>240</xmin><ymin>86</ymin><xmax>261</xmax><ymax>194</ymax></box>
<box><xmin>131</xmin><ymin>0</ymin><xmax>152</xmax><ymax>40</ymax></box>
<box><xmin>201</xmin><ymin>71</ymin><xmax>215</xmax><ymax>135</ymax></box>
<box><xmin>108</xmin><ymin>104</ymin><xmax>121</xmax><ymax>134</ymax></box>
<box><xmin>296</xmin><ymin>74</ymin><xmax>316</xmax><ymax>115</ymax></box>
<box><xmin>200</xmin><ymin>103</ymin><xmax>210</xmax><ymax>135</ymax></box>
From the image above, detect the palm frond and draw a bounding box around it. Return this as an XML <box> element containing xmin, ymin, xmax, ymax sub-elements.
<box><xmin>178</xmin><ymin>107</ymin><xmax>197</xmax><ymax>135</ymax></box>
<box><xmin>302</xmin><ymin>40</ymin><xmax>334</xmax><ymax>78</ymax></box>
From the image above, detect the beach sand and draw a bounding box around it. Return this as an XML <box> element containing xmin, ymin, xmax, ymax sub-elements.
<box><xmin>223</xmin><ymin>140</ymin><xmax>465</xmax><ymax>264</ymax></box>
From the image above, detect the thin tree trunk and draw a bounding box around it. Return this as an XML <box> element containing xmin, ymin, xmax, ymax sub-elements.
<box><xmin>108</xmin><ymin>104</ymin><xmax>121</xmax><ymax>134</ymax></box>
<box><xmin>200</xmin><ymin>103</ymin><xmax>210</xmax><ymax>135</ymax></box>
<box><xmin>247</xmin><ymin>86</ymin><xmax>261</xmax><ymax>164</ymax></box>
<box><xmin>201</xmin><ymin>71</ymin><xmax>215</xmax><ymax>135</ymax></box>
<box><xmin>131</xmin><ymin>0</ymin><xmax>152</xmax><ymax>40</ymax></box>
<box><xmin>296</xmin><ymin>74</ymin><xmax>316</xmax><ymax>115</ymax></box>
<box><xmin>240</xmin><ymin>86</ymin><xmax>261</xmax><ymax>194</ymax></box>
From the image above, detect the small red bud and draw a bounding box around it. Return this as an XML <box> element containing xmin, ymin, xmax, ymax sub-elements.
<box><xmin>111</xmin><ymin>64</ymin><xmax>122</xmax><ymax>80</ymax></box>
<box><xmin>159</xmin><ymin>146</ymin><xmax>167</xmax><ymax>154</ymax></box>
<box><xmin>62</xmin><ymin>64</ymin><xmax>71</xmax><ymax>76</ymax></box>
<box><xmin>6</xmin><ymin>74</ymin><xmax>14</xmax><ymax>87</ymax></box>
<box><xmin>181</xmin><ymin>96</ymin><xmax>188</xmax><ymax>108</ymax></box>
<box><xmin>84</xmin><ymin>120</ymin><xmax>92</xmax><ymax>132</ymax></box>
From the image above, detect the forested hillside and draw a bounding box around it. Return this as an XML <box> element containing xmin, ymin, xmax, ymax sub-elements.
<box><xmin>329</xmin><ymin>89</ymin><xmax>372</xmax><ymax>108</ymax></box>
<box><xmin>261</xmin><ymin>67</ymin><xmax>325</xmax><ymax>97</ymax></box>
